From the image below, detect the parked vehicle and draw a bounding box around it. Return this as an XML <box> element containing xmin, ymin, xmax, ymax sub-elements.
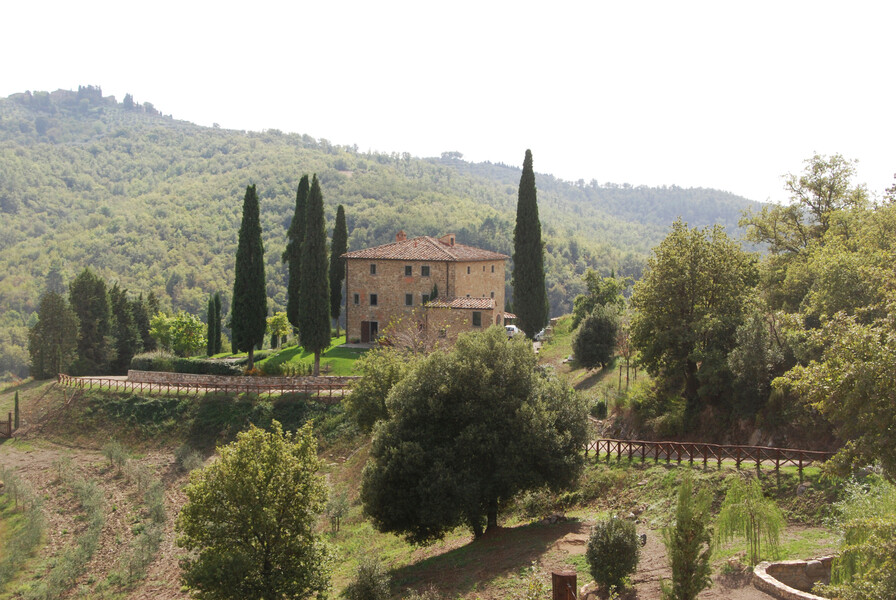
<box><xmin>505</xmin><ymin>325</ymin><xmax>521</xmax><ymax>338</ymax></box>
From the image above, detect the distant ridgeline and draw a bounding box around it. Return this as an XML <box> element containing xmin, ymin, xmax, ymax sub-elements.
<box><xmin>0</xmin><ymin>86</ymin><xmax>759</xmax><ymax>378</ymax></box>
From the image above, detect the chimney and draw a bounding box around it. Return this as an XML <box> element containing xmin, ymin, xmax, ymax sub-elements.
<box><xmin>396</xmin><ymin>230</ymin><xmax>407</xmax><ymax>242</ymax></box>
<box><xmin>439</xmin><ymin>233</ymin><xmax>456</xmax><ymax>247</ymax></box>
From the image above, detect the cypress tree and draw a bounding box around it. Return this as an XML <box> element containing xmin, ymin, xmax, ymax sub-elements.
<box><xmin>512</xmin><ymin>149</ymin><xmax>548</xmax><ymax>338</ymax></box>
<box><xmin>109</xmin><ymin>283</ymin><xmax>141</xmax><ymax>374</ymax></box>
<box><xmin>283</xmin><ymin>175</ymin><xmax>310</xmax><ymax>332</ymax></box>
<box><xmin>14</xmin><ymin>391</ymin><xmax>19</xmax><ymax>430</ymax></box>
<box><xmin>69</xmin><ymin>267</ymin><xmax>112</xmax><ymax>374</ymax></box>
<box><xmin>298</xmin><ymin>175</ymin><xmax>331</xmax><ymax>376</ymax></box>
<box><xmin>213</xmin><ymin>292</ymin><xmax>222</xmax><ymax>353</ymax></box>
<box><xmin>329</xmin><ymin>205</ymin><xmax>348</xmax><ymax>338</ymax></box>
<box><xmin>207</xmin><ymin>295</ymin><xmax>216</xmax><ymax>356</ymax></box>
<box><xmin>28</xmin><ymin>291</ymin><xmax>79</xmax><ymax>379</ymax></box>
<box><xmin>231</xmin><ymin>184</ymin><xmax>267</xmax><ymax>370</ymax></box>
<box><xmin>132</xmin><ymin>294</ymin><xmax>154</xmax><ymax>352</ymax></box>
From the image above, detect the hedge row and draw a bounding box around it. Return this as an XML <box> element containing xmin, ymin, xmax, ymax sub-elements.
<box><xmin>130</xmin><ymin>352</ymin><xmax>243</xmax><ymax>376</ymax></box>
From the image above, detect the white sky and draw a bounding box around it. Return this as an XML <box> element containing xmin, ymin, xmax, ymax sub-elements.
<box><xmin>3</xmin><ymin>1</ymin><xmax>893</xmax><ymax>203</ymax></box>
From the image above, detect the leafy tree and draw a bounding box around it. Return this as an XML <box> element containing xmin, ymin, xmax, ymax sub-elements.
<box><xmin>344</xmin><ymin>347</ymin><xmax>417</xmax><ymax>432</ymax></box>
<box><xmin>149</xmin><ymin>311</ymin><xmax>207</xmax><ymax>357</ymax></box>
<box><xmin>329</xmin><ymin>204</ymin><xmax>348</xmax><ymax>337</ymax></box>
<box><xmin>28</xmin><ymin>291</ymin><xmax>79</xmax><ymax>379</ymax></box>
<box><xmin>109</xmin><ymin>283</ymin><xmax>141</xmax><ymax>374</ymax></box>
<box><xmin>571</xmin><ymin>270</ymin><xmax>631</xmax><ymax>328</ymax></box>
<box><xmin>176</xmin><ymin>422</ymin><xmax>332</xmax><ymax>600</ymax></box>
<box><xmin>266</xmin><ymin>312</ymin><xmax>291</xmax><ymax>349</ymax></box>
<box><xmin>206</xmin><ymin>295</ymin><xmax>216</xmax><ymax>356</ymax></box>
<box><xmin>298</xmin><ymin>175</ymin><xmax>330</xmax><ymax>376</ymax></box>
<box><xmin>573</xmin><ymin>305</ymin><xmax>619</xmax><ymax>369</ymax></box>
<box><xmin>630</xmin><ymin>220</ymin><xmax>757</xmax><ymax>417</ymax></box>
<box><xmin>782</xmin><ymin>313</ymin><xmax>896</xmax><ymax>480</ymax></box>
<box><xmin>213</xmin><ymin>292</ymin><xmax>222</xmax><ymax>354</ymax></box>
<box><xmin>513</xmin><ymin>149</ymin><xmax>548</xmax><ymax>338</ymax></box>
<box><xmin>230</xmin><ymin>184</ymin><xmax>267</xmax><ymax>370</ymax></box>
<box><xmin>661</xmin><ymin>474</ymin><xmax>713</xmax><ymax>600</ymax></box>
<box><xmin>361</xmin><ymin>327</ymin><xmax>588</xmax><ymax>543</ymax></box>
<box><xmin>283</xmin><ymin>175</ymin><xmax>310</xmax><ymax>331</ymax></box>
<box><xmin>715</xmin><ymin>476</ymin><xmax>784</xmax><ymax>566</ymax></box>
<box><xmin>586</xmin><ymin>517</ymin><xmax>640</xmax><ymax>591</ymax></box>
<box><xmin>69</xmin><ymin>267</ymin><xmax>112</xmax><ymax>374</ymax></box>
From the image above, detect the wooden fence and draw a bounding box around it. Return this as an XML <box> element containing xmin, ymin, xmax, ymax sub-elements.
<box><xmin>57</xmin><ymin>374</ymin><xmax>355</xmax><ymax>403</ymax></box>
<box><xmin>587</xmin><ymin>438</ymin><xmax>834</xmax><ymax>481</ymax></box>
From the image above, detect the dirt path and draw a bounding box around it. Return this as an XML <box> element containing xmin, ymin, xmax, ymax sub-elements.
<box><xmin>547</xmin><ymin>522</ymin><xmax>773</xmax><ymax>600</ymax></box>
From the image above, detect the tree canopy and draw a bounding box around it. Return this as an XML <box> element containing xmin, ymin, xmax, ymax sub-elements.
<box><xmin>361</xmin><ymin>326</ymin><xmax>589</xmax><ymax>543</ymax></box>
<box><xmin>28</xmin><ymin>291</ymin><xmax>79</xmax><ymax>379</ymax></box>
<box><xmin>283</xmin><ymin>175</ymin><xmax>310</xmax><ymax>331</ymax></box>
<box><xmin>329</xmin><ymin>204</ymin><xmax>348</xmax><ymax>336</ymax></box>
<box><xmin>176</xmin><ymin>421</ymin><xmax>332</xmax><ymax>600</ymax></box>
<box><xmin>630</xmin><ymin>220</ymin><xmax>757</xmax><ymax>416</ymax></box>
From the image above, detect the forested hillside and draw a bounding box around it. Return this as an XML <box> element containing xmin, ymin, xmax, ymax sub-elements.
<box><xmin>0</xmin><ymin>86</ymin><xmax>759</xmax><ymax>378</ymax></box>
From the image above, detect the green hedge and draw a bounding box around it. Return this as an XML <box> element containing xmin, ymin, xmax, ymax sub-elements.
<box><xmin>130</xmin><ymin>352</ymin><xmax>243</xmax><ymax>376</ymax></box>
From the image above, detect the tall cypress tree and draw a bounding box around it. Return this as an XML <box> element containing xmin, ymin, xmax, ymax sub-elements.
<box><xmin>132</xmin><ymin>294</ymin><xmax>154</xmax><ymax>352</ymax></box>
<box><xmin>213</xmin><ymin>292</ymin><xmax>222</xmax><ymax>353</ymax></box>
<box><xmin>231</xmin><ymin>184</ymin><xmax>267</xmax><ymax>369</ymax></box>
<box><xmin>329</xmin><ymin>205</ymin><xmax>348</xmax><ymax>338</ymax></box>
<box><xmin>298</xmin><ymin>175</ymin><xmax>331</xmax><ymax>376</ymax></box>
<box><xmin>283</xmin><ymin>175</ymin><xmax>310</xmax><ymax>332</ymax></box>
<box><xmin>206</xmin><ymin>295</ymin><xmax>216</xmax><ymax>356</ymax></box>
<box><xmin>109</xmin><ymin>283</ymin><xmax>141</xmax><ymax>374</ymax></box>
<box><xmin>69</xmin><ymin>267</ymin><xmax>112</xmax><ymax>374</ymax></box>
<box><xmin>512</xmin><ymin>149</ymin><xmax>548</xmax><ymax>338</ymax></box>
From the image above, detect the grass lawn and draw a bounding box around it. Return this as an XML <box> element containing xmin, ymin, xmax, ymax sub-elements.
<box><xmin>255</xmin><ymin>336</ymin><xmax>367</xmax><ymax>376</ymax></box>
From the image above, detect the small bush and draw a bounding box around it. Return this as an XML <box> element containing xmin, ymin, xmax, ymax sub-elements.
<box><xmin>175</xmin><ymin>445</ymin><xmax>205</xmax><ymax>472</ymax></box>
<box><xmin>586</xmin><ymin>517</ymin><xmax>640</xmax><ymax>591</ymax></box>
<box><xmin>590</xmin><ymin>399</ymin><xmax>608</xmax><ymax>419</ymax></box>
<box><xmin>342</xmin><ymin>556</ymin><xmax>390</xmax><ymax>600</ymax></box>
<box><xmin>173</xmin><ymin>358</ymin><xmax>242</xmax><ymax>376</ymax></box>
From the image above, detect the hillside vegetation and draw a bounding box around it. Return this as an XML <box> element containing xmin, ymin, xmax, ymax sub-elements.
<box><xmin>0</xmin><ymin>86</ymin><xmax>758</xmax><ymax>379</ymax></box>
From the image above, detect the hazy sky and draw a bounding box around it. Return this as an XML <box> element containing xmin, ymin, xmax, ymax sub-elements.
<box><xmin>3</xmin><ymin>1</ymin><xmax>893</xmax><ymax>203</ymax></box>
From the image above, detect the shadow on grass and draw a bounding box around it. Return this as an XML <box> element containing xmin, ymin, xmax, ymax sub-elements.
<box><xmin>389</xmin><ymin>520</ymin><xmax>581</xmax><ymax>597</ymax></box>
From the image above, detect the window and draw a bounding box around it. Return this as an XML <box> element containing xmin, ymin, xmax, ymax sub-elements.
<box><xmin>422</xmin><ymin>294</ymin><xmax>430</xmax><ymax>304</ymax></box>
<box><xmin>482</xmin><ymin>265</ymin><xmax>485</xmax><ymax>271</ymax></box>
<box><xmin>490</xmin><ymin>291</ymin><xmax>494</xmax><ymax>298</ymax></box>
<box><xmin>421</xmin><ymin>265</ymin><xmax>430</xmax><ymax>277</ymax></box>
<box><xmin>405</xmin><ymin>293</ymin><xmax>413</xmax><ymax>306</ymax></box>
<box><xmin>370</xmin><ymin>263</ymin><xmax>377</xmax><ymax>275</ymax></box>
<box><xmin>491</xmin><ymin>265</ymin><xmax>495</xmax><ymax>273</ymax></box>
<box><xmin>472</xmin><ymin>312</ymin><xmax>482</xmax><ymax>327</ymax></box>
<box><xmin>467</xmin><ymin>266</ymin><xmax>471</xmax><ymax>274</ymax></box>
<box><xmin>353</xmin><ymin>293</ymin><xmax>360</xmax><ymax>305</ymax></box>
<box><xmin>405</xmin><ymin>265</ymin><xmax>412</xmax><ymax>276</ymax></box>
<box><xmin>370</xmin><ymin>294</ymin><xmax>378</xmax><ymax>306</ymax></box>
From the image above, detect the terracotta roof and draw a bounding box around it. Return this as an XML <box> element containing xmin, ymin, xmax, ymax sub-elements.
<box><xmin>426</xmin><ymin>298</ymin><xmax>496</xmax><ymax>310</ymax></box>
<box><xmin>504</xmin><ymin>312</ymin><xmax>517</xmax><ymax>319</ymax></box>
<box><xmin>343</xmin><ymin>236</ymin><xmax>508</xmax><ymax>262</ymax></box>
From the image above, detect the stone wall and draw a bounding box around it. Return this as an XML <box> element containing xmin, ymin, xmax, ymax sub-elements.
<box><xmin>753</xmin><ymin>557</ymin><xmax>834</xmax><ymax>600</ymax></box>
<box><xmin>127</xmin><ymin>370</ymin><xmax>357</xmax><ymax>387</ymax></box>
<box><xmin>453</xmin><ymin>260</ymin><xmax>506</xmax><ymax>315</ymax></box>
<box><xmin>424</xmin><ymin>306</ymin><xmax>498</xmax><ymax>342</ymax></box>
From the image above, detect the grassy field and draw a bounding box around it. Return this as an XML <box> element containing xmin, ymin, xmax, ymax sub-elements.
<box><xmin>218</xmin><ymin>335</ymin><xmax>367</xmax><ymax>376</ymax></box>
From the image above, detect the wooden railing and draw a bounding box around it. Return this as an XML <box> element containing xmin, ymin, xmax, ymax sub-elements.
<box><xmin>587</xmin><ymin>438</ymin><xmax>834</xmax><ymax>481</ymax></box>
<box><xmin>57</xmin><ymin>374</ymin><xmax>354</xmax><ymax>403</ymax></box>
<box><xmin>0</xmin><ymin>412</ymin><xmax>11</xmax><ymax>437</ymax></box>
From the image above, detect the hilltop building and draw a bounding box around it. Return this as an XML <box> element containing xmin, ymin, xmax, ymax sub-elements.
<box><xmin>342</xmin><ymin>232</ymin><xmax>510</xmax><ymax>343</ymax></box>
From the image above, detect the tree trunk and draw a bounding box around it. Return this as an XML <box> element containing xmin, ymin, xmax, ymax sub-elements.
<box><xmin>247</xmin><ymin>347</ymin><xmax>255</xmax><ymax>371</ymax></box>
<box><xmin>313</xmin><ymin>350</ymin><xmax>320</xmax><ymax>376</ymax></box>
<box><xmin>486</xmin><ymin>497</ymin><xmax>499</xmax><ymax>532</ymax></box>
<box><xmin>472</xmin><ymin>520</ymin><xmax>484</xmax><ymax>539</ymax></box>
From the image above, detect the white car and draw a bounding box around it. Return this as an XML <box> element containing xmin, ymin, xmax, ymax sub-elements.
<box><xmin>505</xmin><ymin>325</ymin><xmax>522</xmax><ymax>338</ymax></box>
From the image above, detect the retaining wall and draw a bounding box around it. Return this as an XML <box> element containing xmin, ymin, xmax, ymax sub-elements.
<box><xmin>127</xmin><ymin>370</ymin><xmax>357</xmax><ymax>387</ymax></box>
<box><xmin>753</xmin><ymin>557</ymin><xmax>834</xmax><ymax>600</ymax></box>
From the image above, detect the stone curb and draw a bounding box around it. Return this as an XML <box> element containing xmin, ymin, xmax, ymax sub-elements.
<box><xmin>752</xmin><ymin>557</ymin><xmax>834</xmax><ymax>600</ymax></box>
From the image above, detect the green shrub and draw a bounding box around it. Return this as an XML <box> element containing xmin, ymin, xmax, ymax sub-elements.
<box><xmin>130</xmin><ymin>351</ymin><xmax>176</xmax><ymax>372</ymax></box>
<box><xmin>342</xmin><ymin>556</ymin><xmax>390</xmax><ymax>600</ymax></box>
<box><xmin>173</xmin><ymin>357</ymin><xmax>242</xmax><ymax>376</ymax></box>
<box><xmin>175</xmin><ymin>445</ymin><xmax>205</xmax><ymax>472</ymax></box>
<box><xmin>586</xmin><ymin>517</ymin><xmax>640</xmax><ymax>591</ymax></box>
<box><xmin>590</xmin><ymin>399</ymin><xmax>608</xmax><ymax>419</ymax></box>
<box><xmin>661</xmin><ymin>474</ymin><xmax>713</xmax><ymax>600</ymax></box>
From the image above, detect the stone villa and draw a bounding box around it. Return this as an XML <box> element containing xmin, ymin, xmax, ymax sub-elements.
<box><xmin>342</xmin><ymin>232</ymin><xmax>510</xmax><ymax>343</ymax></box>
